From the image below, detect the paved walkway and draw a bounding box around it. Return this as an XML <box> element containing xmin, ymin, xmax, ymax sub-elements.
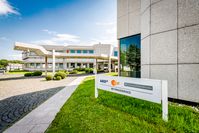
<box><xmin>0</xmin><ymin>87</ymin><xmax>63</xmax><ymax>132</ymax></box>
<box><xmin>0</xmin><ymin>74</ymin><xmax>76</xmax><ymax>101</ymax></box>
<box><xmin>4</xmin><ymin>76</ymin><xmax>86</xmax><ymax>133</ymax></box>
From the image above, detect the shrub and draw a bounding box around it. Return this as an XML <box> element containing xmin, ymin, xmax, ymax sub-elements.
<box><xmin>24</xmin><ymin>72</ymin><xmax>33</xmax><ymax>77</ymax></box>
<box><xmin>97</xmin><ymin>69</ymin><xmax>104</xmax><ymax>73</ymax></box>
<box><xmin>74</xmin><ymin>68</ymin><xmax>85</xmax><ymax>71</ymax></box>
<box><xmin>58</xmin><ymin>70</ymin><xmax>66</xmax><ymax>73</ymax></box>
<box><xmin>58</xmin><ymin>70</ymin><xmax>69</xmax><ymax>75</ymax></box>
<box><xmin>65</xmin><ymin>71</ymin><xmax>69</xmax><ymax>75</ymax></box>
<box><xmin>32</xmin><ymin>71</ymin><xmax>42</xmax><ymax>76</ymax></box>
<box><xmin>54</xmin><ymin>72</ymin><xmax>66</xmax><ymax>79</ymax></box>
<box><xmin>46</xmin><ymin>75</ymin><xmax>53</xmax><ymax>81</ymax></box>
<box><xmin>85</xmin><ymin>68</ymin><xmax>93</xmax><ymax>73</ymax></box>
<box><xmin>55</xmin><ymin>76</ymin><xmax>62</xmax><ymax>80</ymax></box>
<box><xmin>69</xmin><ymin>70</ymin><xmax>78</xmax><ymax>74</ymax></box>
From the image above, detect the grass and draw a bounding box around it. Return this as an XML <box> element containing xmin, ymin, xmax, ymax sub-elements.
<box><xmin>105</xmin><ymin>72</ymin><xmax>118</xmax><ymax>76</ymax></box>
<box><xmin>46</xmin><ymin>76</ymin><xmax>199</xmax><ymax>133</ymax></box>
<box><xmin>77</xmin><ymin>71</ymin><xmax>86</xmax><ymax>74</ymax></box>
<box><xmin>6</xmin><ymin>71</ymin><xmax>29</xmax><ymax>75</ymax></box>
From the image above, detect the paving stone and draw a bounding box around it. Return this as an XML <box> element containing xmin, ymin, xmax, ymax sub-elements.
<box><xmin>0</xmin><ymin>87</ymin><xmax>63</xmax><ymax>132</ymax></box>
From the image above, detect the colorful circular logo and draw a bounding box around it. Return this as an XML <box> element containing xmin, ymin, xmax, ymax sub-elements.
<box><xmin>111</xmin><ymin>80</ymin><xmax>118</xmax><ymax>86</ymax></box>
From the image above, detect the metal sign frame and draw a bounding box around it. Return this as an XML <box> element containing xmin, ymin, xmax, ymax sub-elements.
<box><xmin>95</xmin><ymin>74</ymin><xmax>168</xmax><ymax>121</ymax></box>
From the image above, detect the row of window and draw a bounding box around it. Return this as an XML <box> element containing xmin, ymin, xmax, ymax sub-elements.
<box><xmin>27</xmin><ymin>63</ymin><xmax>94</xmax><ymax>68</ymax></box>
<box><xmin>69</xmin><ymin>50</ymin><xmax>94</xmax><ymax>54</ymax></box>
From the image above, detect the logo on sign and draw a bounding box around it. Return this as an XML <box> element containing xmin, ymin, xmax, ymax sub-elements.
<box><xmin>111</xmin><ymin>80</ymin><xmax>119</xmax><ymax>86</ymax></box>
<box><xmin>100</xmin><ymin>79</ymin><xmax>108</xmax><ymax>83</ymax></box>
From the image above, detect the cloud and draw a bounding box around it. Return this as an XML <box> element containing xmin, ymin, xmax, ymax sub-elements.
<box><xmin>32</xmin><ymin>30</ymin><xmax>80</xmax><ymax>45</ymax></box>
<box><xmin>42</xmin><ymin>29</ymin><xmax>57</xmax><ymax>35</ymax></box>
<box><xmin>95</xmin><ymin>21</ymin><xmax>117</xmax><ymax>46</ymax></box>
<box><xmin>32</xmin><ymin>40</ymin><xmax>58</xmax><ymax>45</ymax></box>
<box><xmin>0</xmin><ymin>36</ymin><xmax>9</xmax><ymax>41</ymax></box>
<box><xmin>8</xmin><ymin>54</ymin><xmax>22</xmax><ymax>60</ymax></box>
<box><xmin>53</xmin><ymin>34</ymin><xmax>79</xmax><ymax>43</ymax></box>
<box><xmin>0</xmin><ymin>0</ymin><xmax>20</xmax><ymax>15</ymax></box>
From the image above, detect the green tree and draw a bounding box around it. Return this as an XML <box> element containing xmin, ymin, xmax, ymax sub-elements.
<box><xmin>126</xmin><ymin>44</ymin><xmax>140</xmax><ymax>71</ymax></box>
<box><xmin>0</xmin><ymin>59</ymin><xmax>8</xmax><ymax>68</ymax></box>
<box><xmin>120</xmin><ymin>50</ymin><xmax>126</xmax><ymax>71</ymax></box>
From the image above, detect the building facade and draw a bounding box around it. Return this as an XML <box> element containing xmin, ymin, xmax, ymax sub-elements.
<box><xmin>20</xmin><ymin>43</ymin><xmax>118</xmax><ymax>72</ymax></box>
<box><xmin>6</xmin><ymin>63</ymin><xmax>23</xmax><ymax>71</ymax></box>
<box><xmin>117</xmin><ymin>0</ymin><xmax>199</xmax><ymax>103</ymax></box>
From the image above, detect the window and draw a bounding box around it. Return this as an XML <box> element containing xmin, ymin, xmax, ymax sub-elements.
<box><xmin>77</xmin><ymin>63</ymin><xmax>81</xmax><ymax>68</ymax></box>
<box><xmin>114</xmin><ymin>51</ymin><xmax>118</xmax><ymax>57</ymax></box>
<box><xmin>56</xmin><ymin>50</ymin><xmax>64</xmax><ymax>53</ymax></box>
<box><xmin>83</xmin><ymin>50</ymin><xmax>88</xmax><ymax>54</ymax></box>
<box><xmin>89</xmin><ymin>50</ymin><xmax>94</xmax><ymax>54</ymax></box>
<box><xmin>36</xmin><ymin>63</ymin><xmax>41</xmax><ymax>68</ymax></box>
<box><xmin>89</xmin><ymin>63</ymin><xmax>93</xmax><ymax>68</ymax></box>
<box><xmin>120</xmin><ymin>34</ymin><xmax>141</xmax><ymax>78</ymax></box>
<box><xmin>77</xmin><ymin>50</ymin><xmax>81</xmax><ymax>53</ymax></box>
<box><xmin>70</xmin><ymin>50</ymin><xmax>75</xmax><ymax>53</ymax></box>
<box><xmin>71</xmin><ymin>63</ymin><xmax>75</xmax><ymax>68</ymax></box>
<box><xmin>59</xmin><ymin>63</ymin><xmax>63</xmax><ymax>68</ymax></box>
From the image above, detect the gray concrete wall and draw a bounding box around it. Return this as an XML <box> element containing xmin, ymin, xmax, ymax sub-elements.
<box><xmin>118</xmin><ymin>0</ymin><xmax>199</xmax><ymax>103</ymax></box>
<box><xmin>117</xmin><ymin>0</ymin><xmax>141</xmax><ymax>39</ymax></box>
<box><xmin>141</xmin><ymin>0</ymin><xmax>199</xmax><ymax>103</ymax></box>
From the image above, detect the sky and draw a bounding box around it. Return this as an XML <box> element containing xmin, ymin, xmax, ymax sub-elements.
<box><xmin>0</xmin><ymin>0</ymin><xmax>117</xmax><ymax>60</ymax></box>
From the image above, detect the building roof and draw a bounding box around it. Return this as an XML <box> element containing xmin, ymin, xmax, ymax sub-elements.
<box><xmin>14</xmin><ymin>42</ymin><xmax>118</xmax><ymax>61</ymax></box>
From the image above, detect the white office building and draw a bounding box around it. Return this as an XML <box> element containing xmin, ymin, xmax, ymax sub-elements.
<box><xmin>14</xmin><ymin>42</ymin><xmax>118</xmax><ymax>74</ymax></box>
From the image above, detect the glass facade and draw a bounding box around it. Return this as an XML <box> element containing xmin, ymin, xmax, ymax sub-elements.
<box><xmin>83</xmin><ymin>50</ymin><xmax>88</xmax><ymax>53</ymax></box>
<box><xmin>89</xmin><ymin>50</ymin><xmax>94</xmax><ymax>54</ymax></box>
<box><xmin>120</xmin><ymin>34</ymin><xmax>141</xmax><ymax>78</ymax></box>
<box><xmin>114</xmin><ymin>51</ymin><xmax>118</xmax><ymax>57</ymax></box>
<box><xmin>70</xmin><ymin>50</ymin><xmax>75</xmax><ymax>53</ymax></box>
<box><xmin>77</xmin><ymin>50</ymin><xmax>81</xmax><ymax>53</ymax></box>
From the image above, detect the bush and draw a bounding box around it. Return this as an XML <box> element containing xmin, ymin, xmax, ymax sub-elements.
<box><xmin>55</xmin><ymin>76</ymin><xmax>62</xmax><ymax>80</ymax></box>
<box><xmin>85</xmin><ymin>68</ymin><xmax>93</xmax><ymax>73</ymax></box>
<box><xmin>58</xmin><ymin>70</ymin><xmax>69</xmax><ymax>75</ymax></box>
<box><xmin>54</xmin><ymin>72</ymin><xmax>66</xmax><ymax>79</ymax></box>
<box><xmin>46</xmin><ymin>75</ymin><xmax>53</xmax><ymax>81</ymax></box>
<box><xmin>65</xmin><ymin>71</ymin><xmax>69</xmax><ymax>75</ymax></box>
<box><xmin>69</xmin><ymin>70</ymin><xmax>78</xmax><ymax>74</ymax></box>
<box><xmin>24</xmin><ymin>72</ymin><xmax>33</xmax><ymax>77</ymax></box>
<box><xmin>97</xmin><ymin>69</ymin><xmax>105</xmax><ymax>73</ymax></box>
<box><xmin>32</xmin><ymin>71</ymin><xmax>42</xmax><ymax>76</ymax></box>
<box><xmin>74</xmin><ymin>68</ymin><xmax>85</xmax><ymax>71</ymax></box>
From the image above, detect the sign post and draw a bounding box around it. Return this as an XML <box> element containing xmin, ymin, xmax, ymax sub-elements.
<box><xmin>95</xmin><ymin>75</ymin><xmax>168</xmax><ymax>121</ymax></box>
<box><xmin>161</xmin><ymin>80</ymin><xmax>168</xmax><ymax>121</ymax></box>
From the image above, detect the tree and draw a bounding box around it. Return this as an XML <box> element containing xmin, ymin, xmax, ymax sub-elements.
<box><xmin>120</xmin><ymin>50</ymin><xmax>126</xmax><ymax>71</ymax></box>
<box><xmin>0</xmin><ymin>59</ymin><xmax>8</xmax><ymax>68</ymax></box>
<box><xmin>126</xmin><ymin>44</ymin><xmax>140</xmax><ymax>71</ymax></box>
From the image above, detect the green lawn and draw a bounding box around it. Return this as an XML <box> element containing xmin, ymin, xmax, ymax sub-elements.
<box><xmin>46</xmin><ymin>76</ymin><xmax>199</xmax><ymax>132</ymax></box>
<box><xmin>105</xmin><ymin>72</ymin><xmax>118</xmax><ymax>76</ymax></box>
<box><xmin>6</xmin><ymin>71</ymin><xmax>29</xmax><ymax>75</ymax></box>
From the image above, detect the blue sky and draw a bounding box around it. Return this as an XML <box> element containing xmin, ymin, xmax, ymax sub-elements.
<box><xmin>0</xmin><ymin>0</ymin><xmax>116</xmax><ymax>60</ymax></box>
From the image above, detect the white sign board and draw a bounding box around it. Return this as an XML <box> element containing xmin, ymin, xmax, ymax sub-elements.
<box><xmin>95</xmin><ymin>75</ymin><xmax>168</xmax><ymax>121</ymax></box>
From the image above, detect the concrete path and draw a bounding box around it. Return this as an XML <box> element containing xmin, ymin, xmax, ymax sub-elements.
<box><xmin>4</xmin><ymin>76</ymin><xmax>86</xmax><ymax>133</ymax></box>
